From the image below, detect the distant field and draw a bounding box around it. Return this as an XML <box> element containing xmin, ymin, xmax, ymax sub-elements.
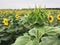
<box><xmin>0</xmin><ymin>9</ymin><xmax>60</xmax><ymax>15</ymax></box>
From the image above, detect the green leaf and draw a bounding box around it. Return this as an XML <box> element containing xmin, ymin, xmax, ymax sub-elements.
<box><xmin>12</xmin><ymin>35</ymin><xmax>31</xmax><ymax>45</ymax></box>
<box><xmin>40</xmin><ymin>36</ymin><xmax>60</xmax><ymax>45</ymax></box>
<box><xmin>46</xmin><ymin>27</ymin><xmax>60</xmax><ymax>36</ymax></box>
<box><xmin>25</xmin><ymin>41</ymin><xmax>33</xmax><ymax>45</ymax></box>
<box><xmin>29</xmin><ymin>27</ymin><xmax>43</xmax><ymax>39</ymax></box>
<box><xmin>29</xmin><ymin>26</ymin><xmax>60</xmax><ymax>39</ymax></box>
<box><xmin>33</xmin><ymin>39</ymin><xmax>39</xmax><ymax>45</ymax></box>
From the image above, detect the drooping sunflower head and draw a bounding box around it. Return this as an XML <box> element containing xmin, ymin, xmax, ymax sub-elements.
<box><xmin>3</xmin><ymin>18</ymin><xmax>9</xmax><ymax>26</ymax></box>
<box><xmin>57</xmin><ymin>14</ymin><xmax>60</xmax><ymax>21</ymax></box>
<box><xmin>48</xmin><ymin>15</ymin><xmax>54</xmax><ymax>23</ymax></box>
<box><xmin>15</xmin><ymin>14</ymin><xmax>19</xmax><ymax>19</ymax></box>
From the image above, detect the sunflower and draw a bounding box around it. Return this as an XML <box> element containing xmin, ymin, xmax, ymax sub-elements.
<box><xmin>57</xmin><ymin>14</ymin><xmax>60</xmax><ymax>20</ymax></box>
<box><xmin>48</xmin><ymin>15</ymin><xmax>54</xmax><ymax>23</ymax></box>
<box><xmin>3</xmin><ymin>18</ymin><xmax>9</xmax><ymax>26</ymax></box>
<box><xmin>15</xmin><ymin>14</ymin><xmax>19</xmax><ymax>19</ymax></box>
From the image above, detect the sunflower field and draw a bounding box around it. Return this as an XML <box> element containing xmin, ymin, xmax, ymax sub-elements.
<box><xmin>0</xmin><ymin>8</ymin><xmax>60</xmax><ymax>45</ymax></box>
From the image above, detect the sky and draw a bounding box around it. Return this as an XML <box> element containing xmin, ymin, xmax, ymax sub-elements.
<box><xmin>0</xmin><ymin>0</ymin><xmax>60</xmax><ymax>9</ymax></box>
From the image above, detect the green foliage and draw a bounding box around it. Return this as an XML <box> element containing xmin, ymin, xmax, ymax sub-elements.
<box><xmin>12</xmin><ymin>8</ymin><xmax>60</xmax><ymax>45</ymax></box>
<box><xmin>12</xmin><ymin>26</ymin><xmax>60</xmax><ymax>45</ymax></box>
<box><xmin>0</xmin><ymin>8</ymin><xmax>60</xmax><ymax>45</ymax></box>
<box><xmin>27</xmin><ymin>8</ymin><xmax>48</xmax><ymax>26</ymax></box>
<box><xmin>12</xmin><ymin>34</ymin><xmax>31</xmax><ymax>45</ymax></box>
<box><xmin>40</xmin><ymin>36</ymin><xmax>60</xmax><ymax>45</ymax></box>
<box><xmin>0</xmin><ymin>13</ymin><xmax>29</xmax><ymax>45</ymax></box>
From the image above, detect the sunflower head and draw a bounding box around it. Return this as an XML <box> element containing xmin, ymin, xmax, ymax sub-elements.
<box><xmin>57</xmin><ymin>14</ymin><xmax>60</xmax><ymax>20</ymax></box>
<box><xmin>3</xmin><ymin>18</ymin><xmax>9</xmax><ymax>26</ymax></box>
<box><xmin>15</xmin><ymin>14</ymin><xmax>19</xmax><ymax>19</ymax></box>
<box><xmin>48</xmin><ymin>15</ymin><xmax>54</xmax><ymax>23</ymax></box>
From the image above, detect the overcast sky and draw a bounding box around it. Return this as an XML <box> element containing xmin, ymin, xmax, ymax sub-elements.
<box><xmin>0</xmin><ymin>0</ymin><xmax>60</xmax><ymax>9</ymax></box>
